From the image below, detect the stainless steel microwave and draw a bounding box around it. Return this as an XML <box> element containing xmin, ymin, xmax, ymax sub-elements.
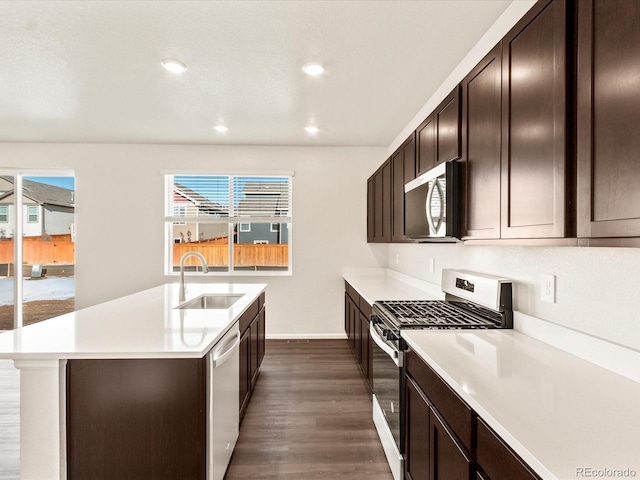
<box><xmin>404</xmin><ymin>161</ymin><xmax>462</xmax><ymax>241</ymax></box>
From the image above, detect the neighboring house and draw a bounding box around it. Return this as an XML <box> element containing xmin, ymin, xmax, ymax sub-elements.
<box><xmin>236</xmin><ymin>182</ymin><xmax>289</xmax><ymax>245</ymax></box>
<box><xmin>0</xmin><ymin>177</ymin><xmax>75</xmax><ymax>239</ymax></box>
<box><xmin>172</xmin><ymin>182</ymin><xmax>228</xmax><ymax>243</ymax></box>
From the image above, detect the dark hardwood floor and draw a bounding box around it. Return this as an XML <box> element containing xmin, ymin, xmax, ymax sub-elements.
<box><xmin>0</xmin><ymin>340</ymin><xmax>392</xmax><ymax>480</ymax></box>
<box><xmin>226</xmin><ymin>339</ymin><xmax>393</xmax><ymax>479</ymax></box>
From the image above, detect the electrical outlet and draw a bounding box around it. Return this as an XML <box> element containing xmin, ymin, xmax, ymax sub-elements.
<box><xmin>541</xmin><ymin>274</ymin><xmax>556</xmax><ymax>303</ymax></box>
<box><xmin>395</xmin><ymin>253</ymin><xmax>400</xmax><ymax>265</ymax></box>
<box><xmin>429</xmin><ymin>258</ymin><xmax>435</xmax><ymax>273</ymax></box>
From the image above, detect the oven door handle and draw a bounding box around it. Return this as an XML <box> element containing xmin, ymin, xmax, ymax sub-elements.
<box><xmin>370</xmin><ymin>323</ymin><xmax>401</xmax><ymax>367</ymax></box>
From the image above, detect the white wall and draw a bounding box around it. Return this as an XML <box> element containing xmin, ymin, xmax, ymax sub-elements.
<box><xmin>2</xmin><ymin>143</ymin><xmax>385</xmax><ymax>338</ymax></box>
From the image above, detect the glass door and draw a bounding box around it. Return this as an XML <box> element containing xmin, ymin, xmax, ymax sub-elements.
<box><xmin>0</xmin><ymin>172</ymin><xmax>75</xmax><ymax>330</ymax></box>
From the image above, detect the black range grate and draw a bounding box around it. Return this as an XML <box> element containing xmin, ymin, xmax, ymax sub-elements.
<box><xmin>376</xmin><ymin>300</ymin><xmax>499</xmax><ymax>329</ymax></box>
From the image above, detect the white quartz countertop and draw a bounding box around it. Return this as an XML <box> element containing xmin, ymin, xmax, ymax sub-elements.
<box><xmin>343</xmin><ymin>268</ymin><xmax>442</xmax><ymax>304</ymax></box>
<box><xmin>0</xmin><ymin>283</ymin><xmax>266</xmax><ymax>360</ymax></box>
<box><xmin>403</xmin><ymin>329</ymin><xmax>640</xmax><ymax>480</ymax></box>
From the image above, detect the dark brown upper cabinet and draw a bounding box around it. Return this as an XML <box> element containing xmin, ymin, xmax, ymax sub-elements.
<box><xmin>416</xmin><ymin>86</ymin><xmax>462</xmax><ymax>176</ymax></box>
<box><xmin>367</xmin><ymin>176</ymin><xmax>375</xmax><ymax>242</ymax></box>
<box><xmin>416</xmin><ymin>113</ymin><xmax>436</xmax><ymax>176</ymax></box>
<box><xmin>500</xmin><ymin>0</ymin><xmax>573</xmax><ymax>239</ymax></box>
<box><xmin>462</xmin><ymin>43</ymin><xmax>503</xmax><ymax>240</ymax></box>
<box><xmin>391</xmin><ymin>133</ymin><xmax>416</xmax><ymax>242</ymax></box>
<box><xmin>577</xmin><ymin>0</ymin><xmax>640</xmax><ymax>244</ymax></box>
<box><xmin>435</xmin><ymin>85</ymin><xmax>462</xmax><ymax>167</ymax></box>
<box><xmin>370</xmin><ymin>158</ymin><xmax>392</xmax><ymax>243</ymax></box>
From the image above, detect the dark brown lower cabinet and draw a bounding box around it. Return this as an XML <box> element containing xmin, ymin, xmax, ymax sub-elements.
<box><xmin>430</xmin><ymin>407</ymin><xmax>473</xmax><ymax>480</ymax></box>
<box><xmin>404</xmin><ymin>370</ymin><xmax>472</xmax><ymax>480</ymax></box>
<box><xmin>239</xmin><ymin>326</ymin><xmax>250</xmax><ymax>414</ymax></box>
<box><xmin>239</xmin><ymin>293</ymin><xmax>266</xmax><ymax>421</ymax></box>
<box><xmin>359</xmin><ymin>311</ymin><xmax>371</xmax><ymax>381</ymax></box>
<box><xmin>344</xmin><ymin>281</ymin><xmax>373</xmax><ymax>392</ymax></box>
<box><xmin>405</xmin><ymin>376</ymin><xmax>430</xmax><ymax>480</ymax></box>
<box><xmin>477</xmin><ymin>418</ymin><xmax>540</xmax><ymax>480</ymax></box>
<box><xmin>66</xmin><ymin>358</ymin><xmax>206</xmax><ymax>480</ymax></box>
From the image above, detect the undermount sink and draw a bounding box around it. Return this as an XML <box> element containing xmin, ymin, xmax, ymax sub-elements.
<box><xmin>176</xmin><ymin>294</ymin><xmax>244</xmax><ymax>310</ymax></box>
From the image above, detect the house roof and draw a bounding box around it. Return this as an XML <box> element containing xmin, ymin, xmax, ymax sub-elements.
<box><xmin>0</xmin><ymin>177</ymin><xmax>74</xmax><ymax>208</ymax></box>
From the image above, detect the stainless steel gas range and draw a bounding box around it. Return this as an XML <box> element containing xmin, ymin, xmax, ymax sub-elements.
<box><xmin>369</xmin><ymin>269</ymin><xmax>513</xmax><ymax>480</ymax></box>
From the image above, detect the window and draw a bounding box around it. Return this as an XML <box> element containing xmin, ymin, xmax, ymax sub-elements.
<box><xmin>173</xmin><ymin>205</ymin><xmax>186</xmax><ymax>225</ymax></box>
<box><xmin>165</xmin><ymin>174</ymin><xmax>292</xmax><ymax>274</ymax></box>
<box><xmin>0</xmin><ymin>206</ymin><xmax>7</xmax><ymax>223</ymax></box>
<box><xmin>27</xmin><ymin>205</ymin><xmax>38</xmax><ymax>223</ymax></box>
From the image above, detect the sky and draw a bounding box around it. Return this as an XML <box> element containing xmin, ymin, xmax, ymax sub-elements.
<box><xmin>24</xmin><ymin>176</ymin><xmax>75</xmax><ymax>190</ymax></box>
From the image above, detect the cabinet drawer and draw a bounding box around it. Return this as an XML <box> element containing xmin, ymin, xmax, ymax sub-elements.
<box><xmin>477</xmin><ymin>418</ymin><xmax>540</xmax><ymax>480</ymax></box>
<box><xmin>405</xmin><ymin>349</ymin><xmax>475</xmax><ymax>452</ymax></box>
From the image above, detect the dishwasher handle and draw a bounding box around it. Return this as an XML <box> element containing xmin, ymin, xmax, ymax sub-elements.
<box><xmin>212</xmin><ymin>330</ymin><xmax>241</xmax><ymax>368</ymax></box>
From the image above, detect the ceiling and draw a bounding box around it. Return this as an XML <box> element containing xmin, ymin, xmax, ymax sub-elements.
<box><xmin>0</xmin><ymin>0</ymin><xmax>512</xmax><ymax>147</ymax></box>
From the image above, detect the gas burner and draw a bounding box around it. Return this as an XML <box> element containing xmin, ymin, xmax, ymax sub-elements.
<box><xmin>371</xmin><ymin>269</ymin><xmax>513</xmax><ymax>333</ymax></box>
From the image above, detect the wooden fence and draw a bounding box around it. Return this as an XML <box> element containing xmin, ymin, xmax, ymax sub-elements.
<box><xmin>0</xmin><ymin>239</ymin><xmax>75</xmax><ymax>265</ymax></box>
<box><xmin>173</xmin><ymin>243</ymin><xmax>288</xmax><ymax>268</ymax></box>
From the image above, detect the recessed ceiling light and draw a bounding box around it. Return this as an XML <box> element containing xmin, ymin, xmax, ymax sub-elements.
<box><xmin>305</xmin><ymin>126</ymin><xmax>319</xmax><ymax>134</ymax></box>
<box><xmin>302</xmin><ymin>63</ymin><xmax>324</xmax><ymax>76</ymax></box>
<box><xmin>161</xmin><ymin>59</ymin><xmax>187</xmax><ymax>73</ymax></box>
<box><xmin>213</xmin><ymin>125</ymin><xmax>228</xmax><ymax>132</ymax></box>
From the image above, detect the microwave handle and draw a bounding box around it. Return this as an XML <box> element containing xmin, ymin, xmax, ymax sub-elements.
<box><xmin>433</xmin><ymin>179</ymin><xmax>445</xmax><ymax>232</ymax></box>
<box><xmin>425</xmin><ymin>181</ymin><xmax>436</xmax><ymax>234</ymax></box>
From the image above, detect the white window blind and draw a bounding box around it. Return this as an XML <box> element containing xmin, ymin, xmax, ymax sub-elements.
<box><xmin>166</xmin><ymin>175</ymin><xmax>291</xmax><ymax>221</ymax></box>
<box><xmin>232</xmin><ymin>176</ymin><xmax>290</xmax><ymax>218</ymax></box>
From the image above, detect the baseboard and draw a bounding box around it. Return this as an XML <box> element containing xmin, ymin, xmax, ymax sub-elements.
<box><xmin>265</xmin><ymin>333</ymin><xmax>347</xmax><ymax>340</ymax></box>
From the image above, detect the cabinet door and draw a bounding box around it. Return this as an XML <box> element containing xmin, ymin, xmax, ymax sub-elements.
<box><xmin>239</xmin><ymin>328</ymin><xmax>250</xmax><ymax>417</ymax></box>
<box><xmin>429</xmin><ymin>407</ymin><xmax>473</xmax><ymax>480</ymax></box>
<box><xmin>462</xmin><ymin>43</ymin><xmax>502</xmax><ymax>240</ymax></box>
<box><xmin>501</xmin><ymin>0</ymin><xmax>570</xmax><ymax>239</ymax></box>
<box><xmin>436</xmin><ymin>85</ymin><xmax>461</xmax><ymax>167</ymax></box>
<box><xmin>373</xmin><ymin>160</ymin><xmax>392</xmax><ymax>242</ymax></box>
<box><xmin>367</xmin><ymin>176</ymin><xmax>375</xmax><ymax>242</ymax></box>
<box><xmin>577</xmin><ymin>0</ymin><xmax>640</xmax><ymax>240</ymax></box>
<box><xmin>258</xmin><ymin>307</ymin><xmax>266</xmax><ymax>366</ymax></box>
<box><xmin>67</xmin><ymin>359</ymin><xmax>207</xmax><ymax>480</ymax></box>
<box><xmin>392</xmin><ymin>134</ymin><xmax>416</xmax><ymax>243</ymax></box>
<box><xmin>344</xmin><ymin>293</ymin><xmax>351</xmax><ymax>339</ymax></box>
<box><xmin>359</xmin><ymin>311</ymin><xmax>370</xmax><ymax>388</ymax></box>
<box><xmin>250</xmin><ymin>316</ymin><xmax>259</xmax><ymax>387</ymax></box>
<box><xmin>417</xmin><ymin>114</ymin><xmax>436</xmax><ymax>176</ymax></box>
<box><xmin>405</xmin><ymin>376</ymin><xmax>430</xmax><ymax>480</ymax></box>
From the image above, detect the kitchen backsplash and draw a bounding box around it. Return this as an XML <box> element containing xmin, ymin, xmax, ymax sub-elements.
<box><xmin>387</xmin><ymin>243</ymin><xmax>640</xmax><ymax>352</ymax></box>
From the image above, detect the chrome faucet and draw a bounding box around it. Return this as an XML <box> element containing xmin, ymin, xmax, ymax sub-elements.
<box><xmin>179</xmin><ymin>251</ymin><xmax>209</xmax><ymax>302</ymax></box>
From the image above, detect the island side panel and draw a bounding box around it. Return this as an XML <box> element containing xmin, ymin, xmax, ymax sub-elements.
<box><xmin>66</xmin><ymin>358</ymin><xmax>206</xmax><ymax>480</ymax></box>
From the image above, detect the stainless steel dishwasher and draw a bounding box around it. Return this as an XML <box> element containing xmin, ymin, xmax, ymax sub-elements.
<box><xmin>207</xmin><ymin>322</ymin><xmax>240</xmax><ymax>480</ymax></box>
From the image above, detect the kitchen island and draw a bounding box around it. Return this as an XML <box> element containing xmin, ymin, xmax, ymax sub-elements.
<box><xmin>0</xmin><ymin>282</ymin><xmax>266</xmax><ymax>480</ymax></box>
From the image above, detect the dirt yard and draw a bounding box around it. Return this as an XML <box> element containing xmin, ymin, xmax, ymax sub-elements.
<box><xmin>0</xmin><ymin>298</ymin><xmax>75</xmax><ymax>331</ymax></box>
